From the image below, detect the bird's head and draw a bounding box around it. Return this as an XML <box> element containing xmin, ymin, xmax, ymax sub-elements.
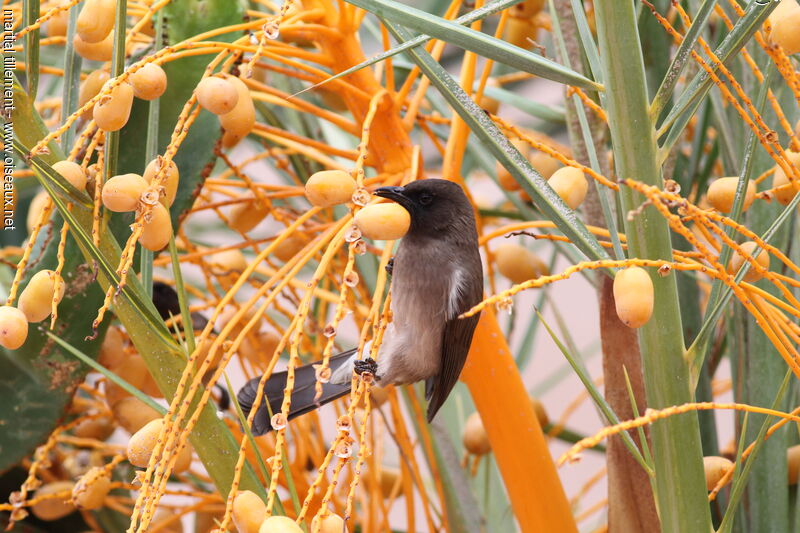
<box><xmin>374</xmin><ymin>179</ymin><xmax>475</xmax><ymax>238</ymax></box>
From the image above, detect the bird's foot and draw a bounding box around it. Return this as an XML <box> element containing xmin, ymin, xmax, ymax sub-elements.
<box><xmin>385</xmin><ymin>257</ymin><xmax>394</xmax><ymax>276</ymax></box>
<box><xmin>354</xmin><ymin>357</ymin><xmax>380</xmax><ymax>381</ymax></box>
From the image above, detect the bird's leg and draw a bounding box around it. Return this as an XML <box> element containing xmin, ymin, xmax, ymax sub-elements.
<box><xmin>385</xmin><ymin>257</ymin><xmax>394</xmax><ymax>276</ymax></box>
<box><xmin>354</xmin><ymin>357</ymin><xmax>380</xmax><ymax>380</ymax></box>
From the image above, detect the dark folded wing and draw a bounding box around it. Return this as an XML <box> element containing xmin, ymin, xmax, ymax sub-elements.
<box><xmin>425</xmin><ymin>271</ymin><xmax>483</xmax><ymax>422</ymax></box>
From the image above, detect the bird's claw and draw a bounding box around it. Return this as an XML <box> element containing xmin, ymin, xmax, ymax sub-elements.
<box><xmin>354</xmin><ymin>357</ymin><xmax>379</xmax><ymax>380</ymax></box>
<box><xmin>385</xmin><ymin>257</ymin><xmax>394</xmax><ymax>276</ymax></box>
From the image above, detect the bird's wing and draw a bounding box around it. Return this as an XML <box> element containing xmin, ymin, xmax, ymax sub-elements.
<box><xmin>425</xmin><ymin>267</ymin><xmax>482</xmax><ymax>422</ymax></box>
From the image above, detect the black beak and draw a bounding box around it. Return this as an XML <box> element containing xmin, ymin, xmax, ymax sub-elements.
<box><xmin>374</xmin><ymin>186</ymin><xmax>412</xmax><ymax>210</ymax></box>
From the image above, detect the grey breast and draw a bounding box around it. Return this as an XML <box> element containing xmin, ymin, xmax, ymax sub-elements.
<box><xmin>377</xmin><ymin>235</ymin><xmax>452</xmax><ymax>384</ymax></box>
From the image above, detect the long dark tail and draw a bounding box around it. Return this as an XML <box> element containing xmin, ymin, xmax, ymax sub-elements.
<box><xmin>237</xmin><ymin>350</ymin><xmax>355</xmax><ymax>435</ymax></box>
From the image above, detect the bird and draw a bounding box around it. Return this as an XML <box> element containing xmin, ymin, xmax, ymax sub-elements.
<box><xmin>151</xmin><ymin>280</ymin><xmax>209</xmax><ymax>331</ymax></box>
<box><xmin>150</xmin><ymin>281</ymin><xmax>230</xmax><ymax>409</ymax></box>
<box><xmin>237</xmin><ymin>178</ymin><xmax>483</xmax><ymax>435</ymax></box>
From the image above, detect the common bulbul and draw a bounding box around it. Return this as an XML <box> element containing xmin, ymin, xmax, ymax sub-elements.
<box><xmin>237</xmin><ymin>179</ymin><xmax>483</xmax><ymax>434</ymax></box>
<box><xmin>150</xmin><ymin>281</ymin><xmax>230</xmax><ymax>409</ymax></box>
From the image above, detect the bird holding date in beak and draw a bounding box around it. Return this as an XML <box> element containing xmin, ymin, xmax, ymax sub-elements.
<box><xmin>237</xmin><ymin>178</ymin><xmax>483</xmax><ymax>434</ymax></box>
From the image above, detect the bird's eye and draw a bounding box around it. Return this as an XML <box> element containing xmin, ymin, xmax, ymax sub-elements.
<box><xmin>419</xmin><ymin>194</ymin><xmax>433</xmax><ymax>206</ymax></box>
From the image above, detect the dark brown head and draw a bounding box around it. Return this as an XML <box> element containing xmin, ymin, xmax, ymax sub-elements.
<box><xmin>374</xmin><ymin>179</ymin><xmax>476</xmax><ymax>239</ymax></box>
